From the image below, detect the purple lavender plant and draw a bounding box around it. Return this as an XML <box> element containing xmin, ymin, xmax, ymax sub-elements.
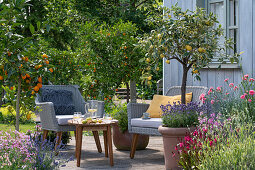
<box><xmin>0</xmin><ymin>125</ymin><xmax>73</xmax><ymax>169</ymax></box>
<box><xmin>161</xmin><ymin>102</ymin><xmax>208</xmax><ymax>127</ymax></box>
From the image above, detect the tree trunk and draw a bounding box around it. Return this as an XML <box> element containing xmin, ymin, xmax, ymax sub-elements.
<box><xmin>130</xmin><ymin>80</ymin><xmax>136</xmax><ymax>103</ymax></box>
<box><xmin>0</xmin><ymin>88</ymin><xmax>4</xmax><ymax>107</ymax></box>
<box><xmin>181</xmin><ymin>66</ymin><xmax>188</xmax><ymax>104</ymax></box>
<box><xmin>15</xmin><ymin>76</ymin><xmax>21</xmax><ymax>131</ymax></box>
<box><xmin>126</xmin><ymin>82</ymin><xmax>130</xmax><ymax>103</ymax></box>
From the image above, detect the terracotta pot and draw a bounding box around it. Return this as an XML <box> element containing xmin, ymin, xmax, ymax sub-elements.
<box><xmin>158</xmin><ymin>126</ymin><xmax>195</xmax><ymax>170</ymax></box>
<box><xmin>112</xmin><ymin>124</ymin><xmax>149</xmax><ymax>150</ymax></box>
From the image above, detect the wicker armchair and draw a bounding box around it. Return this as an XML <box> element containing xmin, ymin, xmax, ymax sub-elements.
<box><xmin>128</xmin><ymin>86</ymin><xmax>208</xmax><ymax>158</ymax></box>
<box><xmin>35</xmin><ymin>85</ymin><xmax>105</xmax><ymax>149</ymax></box>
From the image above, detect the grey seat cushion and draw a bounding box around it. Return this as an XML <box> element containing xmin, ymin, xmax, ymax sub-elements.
<box><xmin>56</xmin><ymin>115</ymin><xmax>74</xmax><ymax>125</ymax></box>
<box><xmin>131</xmin><ymin>118</ymin><xmax>162</xmax><ymax>129</ymax></box>
<box><xmin>41</xmin><ymin>88</ymin><xmax>76</xmax><ymax>115</ymax></box>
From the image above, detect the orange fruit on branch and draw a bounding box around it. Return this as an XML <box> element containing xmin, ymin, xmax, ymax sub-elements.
<box><xmin>34</xmin><ymin>86</ymin><xmax>39</xmax><ymax>92</ymax></box>
<box><xmin>22</xmin><ymin>75</ymin><xmax>27</xmax><ymax>80</ymax></box>
<box><xmin>10</xmin><ymin>87</ymin><xmax>14</xmax><ymax>90</ymax></box>
<box><xmin>45</xmin><ymin>60</ymin><xmax>49</xmax><ymax>64</ymax></box>
<box><xmin>38</xmin><ymin>77</ymin><xmax>42</xmax><ymax>83</ymax></box>
<box><xmin>42</xmin><ymin>54</ymin><xmax>48</xmax><ymax>58</ymax></box>
<box><xmin>0</xmin><ymin>76</ymin><xmax>4</xmax><ymax>80</ymax></box>
<box><xmin>49</xmin><ymin>68</ymin><xmax>53</xmax><ymax>72</ymax></box>
<box><xmin>37</xmin><ymin>83</ymin><xmax>42</xmax><ymax>88</ymax></box>
<box><xmin>26</xmin><ymin>74</ymin><xmax>30</xmax><ymax>78</ymax></box>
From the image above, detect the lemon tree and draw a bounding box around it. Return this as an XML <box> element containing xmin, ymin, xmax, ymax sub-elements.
<box><xmin>141</xmin><ymin>5</ymin><xmax>239</xmax><ymax>104</ymax></box>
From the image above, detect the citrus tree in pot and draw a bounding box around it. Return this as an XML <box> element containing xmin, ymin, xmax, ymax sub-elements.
<box><xmin>110</xmin><ymin>103</ymin><xmax>149</xmax><ymax>150</ymax></box>
<box><xmin>140</xmin><ymin>5</ymin><xmax>239</xmax><ymax>170</ymax></box>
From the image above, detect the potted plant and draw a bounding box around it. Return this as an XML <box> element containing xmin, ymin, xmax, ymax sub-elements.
<box><xmin>140</xmin><ymin>5</ymin><xmax>239</xmax><ymax>169</ymax></box>
<box><xmin>110</xmin><ymin>102</ymin><xmax>149</xmax><ymax>150</ymax></box>
<box><xmin>158</xmin><ymin>102</ymin><xmax>207</xmax><ymax>169</ymax></box>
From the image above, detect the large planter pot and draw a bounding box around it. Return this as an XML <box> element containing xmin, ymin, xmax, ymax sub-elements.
<box><xmin>158</xmin><ymin>126</ymin><xmax>195</xmax><ymax>170</ymax></box>
<box><xmin>112</xmin><ymin>124</ymin><xmax>149</xmax><ymax>150</ymax></box>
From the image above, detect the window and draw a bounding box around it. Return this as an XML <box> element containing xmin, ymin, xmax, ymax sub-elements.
<box><xmin>206</xmin><ymin>0</ymin><xmax>239</xmax><ymax>64</ymax></box>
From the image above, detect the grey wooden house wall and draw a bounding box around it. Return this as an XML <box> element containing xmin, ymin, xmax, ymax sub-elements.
<box><xmin>163</xmin><ymin>0</ymin><xmax>255</xmax><ymax>94</ymax></box>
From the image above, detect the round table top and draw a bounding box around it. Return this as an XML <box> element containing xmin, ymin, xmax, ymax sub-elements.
<box><xmin>68</xmin><ymin>118</ymin><xmax>118</xmax><ymax>126</ymax></box>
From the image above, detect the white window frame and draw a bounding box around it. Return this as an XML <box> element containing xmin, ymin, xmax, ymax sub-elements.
<box><xmin>205</xmin><ymin>0</ymin><xmax>239</xmax><ymax>67</ymax></box>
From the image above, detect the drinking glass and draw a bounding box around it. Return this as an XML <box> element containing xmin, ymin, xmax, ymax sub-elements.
<box><xmin>87</xmin><ymin>101</ymin><xmax>98</xmax><ymax>118</ymax></box>
<box><xmin>103</xmin><ymin>113</ymin><xmax>112</xmax><ymax>123</ymax></box>
<box><xmin>73</xmin><ymin>112</ymin><xmax>82</xmax><ymax>121</ymax></box>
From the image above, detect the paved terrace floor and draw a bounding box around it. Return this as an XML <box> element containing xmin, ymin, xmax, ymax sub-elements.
<box><xmin>60</xmin><ymin>136</ymin><xmax>165</xmax><ymax>170</ymax></box>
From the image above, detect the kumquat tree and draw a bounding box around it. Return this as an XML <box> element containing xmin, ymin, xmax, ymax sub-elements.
<box><xmin>83</xmin><ymin>21</ymin><xmax>148</xmax><ymax>103</ymax></box>
<box><xmin>0</xmin><ymin>0</ymin><xmax>52</xmax><ymax>131</ymax></box>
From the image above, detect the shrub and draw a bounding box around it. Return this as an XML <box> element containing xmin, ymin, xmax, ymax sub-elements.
<box><xmin>0</xmin><ymin>106</ymin><xmax>36</xmax><ymax>124</ymax></box>
<box><xmin>203</xmin><ymin>75</ymin><xmax>255</xmax><ymax>122</ymax></box>
<box><xmin>109</xmin><ymin>102</ymin><xmax>128</xmax><ymax>133</ymax></box>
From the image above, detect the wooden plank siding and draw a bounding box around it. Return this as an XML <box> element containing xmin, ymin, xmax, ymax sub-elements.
<box><xmin>239</xmin><ymin>0</ymin><xmax>253</xmax><ymax>76</ymax></box>
<box><xmin>163</xmin><ymin>0</ymin><xmax>254</xmax><ymax>94</ymax></box>
<box><xmin>253</xmin><ymin>0</ymin><xmax>255</xmax><ymax>77</ymax></box>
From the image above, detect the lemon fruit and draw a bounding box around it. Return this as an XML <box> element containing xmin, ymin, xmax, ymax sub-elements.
<box><xmin>165</xmin><ymin>60</ymin><xmax>170</xmax><ymax>64</ymax></box>
<box><xmin>146</xmin><ymin>58</ymin><xmax>151</xmax><ymax>63</ymax></box>
<box><xmin>82</xmin><ymin>120</ymin><xmax>87</xmax><ymax>124</ymax></box>
<box><xmin>185</xmin><ymin>45</ymin><xmax>192</xmax><ymax>51</ymax></box>
<box><xmin>160</xmin><ymin>54</ymin><xmax>165</xmax><ymax>59</ymax></box>
<box><xmin>193</xmin><ymin>70</ymin><xmax>199</xmax><ymax>74</ymax></box>
<box><xmin>98</xmin><ymin>119</ymin><xmax>102</xmax><ymax>123</ymax></box>
<box><xmin>147</xmin><ymin>76</ymin><xmax>152</xmax><ymax>81</ymax></box>
<box><xmin>198</xmin><ymin>47</ymin><xmax>206</xmax><ymax>53</ymax></box>
<box><xmin>157</xmin><ymin>34</ymin><xmax>162</xmax><ymax>39</ymax></box>
<box><xmin>86</xmin><ymin>117</ymin><xmax>92</xmax><ymax>121</ymax></box>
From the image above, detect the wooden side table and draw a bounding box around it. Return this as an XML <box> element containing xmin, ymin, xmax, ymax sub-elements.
<box><xmin>68</xmin><ymin>120</ymin><xmax>115</xmax><ymax>167</ymax></box>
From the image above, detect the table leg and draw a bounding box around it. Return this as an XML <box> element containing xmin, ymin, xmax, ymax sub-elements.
<box><xmin>103</xmin><ymin>130</ymin><xmax>108</xmax><ymax>157</ymax></box>
<box><xmin>107</xmin><ymin>125</ymin><xmax>114</xmax><ymax>166</ymax></box>
<box><xmin>76</xmin><ymin>126</ymin><xmax>83</xmax><ymax>167</ymax></box>
<box><xmin>75</xmin><ymin>130</ymin><xmax>78</xmax><ymax>158</ymax></box>
<box><xmin>92</xmin><ymin>131</ymin><xmax>102</xmax><ymax>153</ymax></box>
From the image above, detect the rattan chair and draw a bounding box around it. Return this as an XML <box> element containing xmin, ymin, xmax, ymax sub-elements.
<box><xmin>127</xmin><ymin>86</ymin><xmax>208</xmax><ymax>158</ymax></box>
<box><xmin>35</xmin><ymin>85</ymin><xmax>105</xmax><ymax>149</ymax></box>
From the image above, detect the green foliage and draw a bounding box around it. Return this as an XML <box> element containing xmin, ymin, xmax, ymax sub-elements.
<box><xmin>109</xmin><ymin>103</ymin><xmax>128</xmax><ymax>133</ymax></box>
<box><xmin>74</xmin><ymin>0</ymin><xmax>163</xmax><ymax>33</ymax></box>
<box><xmin>83</xmin><ymin>20</ymin><xmax>148</xmax><ymax>99</ymax></box>
<box><xmin>141</xmin><ymin>5</ymin><xmax>239</xmax><ymax>103</ymax></box>
<box><xmin>0</xmin><ymin>106</ymin><xmax>35</xmax><ymax>124</ymax></box>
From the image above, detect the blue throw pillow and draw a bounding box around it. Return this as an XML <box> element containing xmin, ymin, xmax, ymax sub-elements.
<box><xmin>41</xmin><ymin>88</ymin><xmax>76</xmax><ymax>115</ymax></box>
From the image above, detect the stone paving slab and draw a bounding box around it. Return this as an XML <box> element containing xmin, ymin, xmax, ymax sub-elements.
<box><xmin>60</xmin><ymin>136</ymin><xmax>165</xmax><ymax>170</ymax></box>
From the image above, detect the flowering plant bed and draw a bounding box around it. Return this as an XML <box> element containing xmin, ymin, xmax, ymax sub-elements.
<box><xmin>0</xmin><ymin>125</ymin><xmax>73</xmax><ymax>169</ymax></box>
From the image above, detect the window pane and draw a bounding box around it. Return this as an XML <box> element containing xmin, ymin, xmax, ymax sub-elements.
<box><xmin>229</xmin><ymin>29</ymin><xmax>238</xmax><ymax>54</ymax></box>
<box><xmin>229</xmin><ymin>0</ymin><xmax>238</xmax><ymax>26</ymax></box>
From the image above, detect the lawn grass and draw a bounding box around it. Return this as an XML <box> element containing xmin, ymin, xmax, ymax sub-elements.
<box><xmin>0</xmin><ymin>123</ymin><xmax>36</xmax><ymax>133</ymax></box>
